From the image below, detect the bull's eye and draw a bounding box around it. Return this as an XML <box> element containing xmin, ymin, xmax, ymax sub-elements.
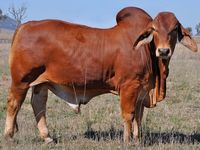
<box><xmin>173</xmin><ymin>25</ymin><xmax>178</xmax><ymax>31</ymax></box>
<box><xmin>171</xmin><ymin>25</ymin><xmax>178</xmax><ymax>33</ymax></box>
<box><xmin>168</xmin><ymin>25</ymin><xmax>178</xmax><ymax>44</ymax></box>
<box><xmin>169</xmin><ymin>25</ymin><xmax>178</xmax><ymax>36</ymax></box>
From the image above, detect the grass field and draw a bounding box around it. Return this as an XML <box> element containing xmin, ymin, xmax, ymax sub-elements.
<box><xmin>0</xmin><ymin>33</ymin><xmax>200</xmax><ymax>149</ymax></box>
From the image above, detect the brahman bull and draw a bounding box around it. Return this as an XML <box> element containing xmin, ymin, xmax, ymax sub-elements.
<box><xmin>4</xmin><ymin>7</ymin><xmax>197</xmax><ymax>144</ymax></box>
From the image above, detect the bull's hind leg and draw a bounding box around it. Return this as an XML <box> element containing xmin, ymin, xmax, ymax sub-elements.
<box><xmin>31</xmin><ymin>84</ymin><xmax>52</xmax><ymax>143</ymax></box>
<box><xmin>4</xmin><ymin>83</ymin><xmax>28</xmax><ymax>140</ymax></box>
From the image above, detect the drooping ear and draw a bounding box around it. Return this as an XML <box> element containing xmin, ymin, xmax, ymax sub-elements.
<box><xmin>178</xmin><ymin>23</ymin><xmax>198</xmax><ymax>52</ymax></box>
<box><xmin>133</xmin><ymin>25</ymin><xmax>155</xmax><ymax>49</ymax></box>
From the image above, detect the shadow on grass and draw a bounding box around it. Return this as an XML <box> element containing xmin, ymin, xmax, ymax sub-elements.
<box><xmin>84</xmin><ymin>126</ymin><xmax>200</xmax><ymax>146</ymax></box>
<box><xmin>84</xmin><ymin>125</ymin><xmax>123</xmax><ymax>141</ymax></box>
<box><xmin>143</xmin><ymin>131</ymin><xmax>200</xmax><ymax>146</ymax></box>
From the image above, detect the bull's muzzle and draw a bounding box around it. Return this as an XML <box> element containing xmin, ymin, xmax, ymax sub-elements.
<box><xmin>156</xmin><ymin>48</ymin><xmax>171</xmax><ymax>59</ymax></box>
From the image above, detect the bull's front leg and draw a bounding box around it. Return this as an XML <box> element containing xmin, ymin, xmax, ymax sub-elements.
<box><xmin>31</xmin><ymin>84</ymin><xmax>53</xmax><ymax>144</ymax></box>
<box><xmin>133</xmin><ymin>98</ymin><xmax>144</xmax><ymax>144</ymax></box>
<box><xmin>120</xmin><ymin>80</ymin><xmax>141</xmax><ymax>143</ymax></box>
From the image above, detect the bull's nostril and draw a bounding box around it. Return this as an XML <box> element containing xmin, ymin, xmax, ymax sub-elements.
<box><xmin>165</xmin><ymin>49</ymin><xmax>170</xmax><ymax>55</ymax></box>
<box><xmin>159</xmin><ymin>48</ymin><xmax>170</xmax><ymax>55</ymax></box>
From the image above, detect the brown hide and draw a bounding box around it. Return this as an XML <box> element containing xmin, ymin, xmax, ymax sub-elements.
<box><xmin>6</xmin><ymin>7</ymin><xmax>158</xmax><ymax>143</ymax></box>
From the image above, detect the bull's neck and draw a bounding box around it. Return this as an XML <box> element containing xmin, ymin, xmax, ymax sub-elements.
<box><xmin>113</xmin><ymin>21</ymin><xmax>157</xmax><ymax>76</ymax></box>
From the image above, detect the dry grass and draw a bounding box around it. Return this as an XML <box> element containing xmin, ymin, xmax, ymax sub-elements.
<box><xmin>0</xmin><ymin>34</ymin><xmax>200</xmax><ymax>149</ymax></box>
<box><xmin>0</xmin><ymin>29</ymin><xmax>13</xmax><ymax>77</ymax></box>
<box><xmin>0</xmin><ymin>29</ymin><xmax>14</xmax><ymax>40</ymax></box>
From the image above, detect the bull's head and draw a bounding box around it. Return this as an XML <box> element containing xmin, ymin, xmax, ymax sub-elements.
<box><xmin>134</xmin><ymin>12</ymin><xmax>197</xmax><ymax>57</ymax></box>
<box><xmin>134</xmin><ymin>12</ymin><xmax>198</xmax><ymax>102</ymax></box>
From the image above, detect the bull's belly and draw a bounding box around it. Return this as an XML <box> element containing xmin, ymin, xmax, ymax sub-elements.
<box><xmin>47</xmin><ymin>83</ymin><xmax>110</xmax><ymax>111</ymax></box>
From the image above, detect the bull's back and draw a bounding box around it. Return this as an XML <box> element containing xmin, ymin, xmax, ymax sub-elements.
<box><xmin>9</xmin><ymin>20</ymin><xmax>119</xmax><ymax>85</ymax></box>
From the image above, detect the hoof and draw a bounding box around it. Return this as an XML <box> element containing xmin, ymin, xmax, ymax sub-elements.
<box><xmin>134</xmin><ymin>137</ymin><xmax>140</xmax><ymax>146</ymax></box>
<box><xmin>134</xmin><ymin>140</ymin><xmax>140</xmax><ymax>146</ymax></box>
<box><xmin>4</xmin><ymin>135</ymin><xmax>15</xmax><ymax>143</ymax></box>
<box><xmin>44</xmin><ymin>137</ymin><xmax>54</xmax><ymax>144</ymax></box>
<box><xmin>4</xmin><ymin>132</ymin><xmax>14</xmax><ymax>141</ymax></box>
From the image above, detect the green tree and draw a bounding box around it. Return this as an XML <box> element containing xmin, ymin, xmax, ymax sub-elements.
<box><xmin>0</xmin><ymin>9</ymin><xmax>2</xmax><ymax>16</ymax></box>
<box><xmin>186</xmin><ymin>27</ymin><xmax>193</xmax><ymax>35</ymax></box>
<box><xmin>0</xmin><ymin>9</ymin><xmax>7</xmax><ymax>20</ymax></box>
<box><xmin>195</xmin><ymin>23</ymin><xmax>200</xmax><ymax>35</ymax></box>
